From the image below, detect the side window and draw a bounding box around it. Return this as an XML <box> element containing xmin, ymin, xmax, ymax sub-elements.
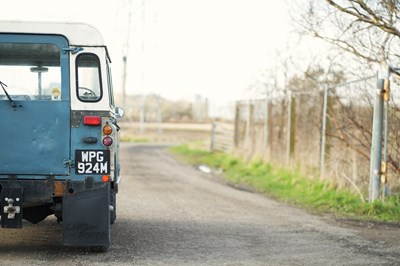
<box><xmin>76</xmin><ymin>53</ymin><xmax>102</xmax><ymax>102</ymax></box>
<box><xmin>106</xmin><ymin>62</ymin><xmax>115</xmax><ymax>107</ymax></box>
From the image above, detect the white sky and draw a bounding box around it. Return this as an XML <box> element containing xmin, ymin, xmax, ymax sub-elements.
<box><xmin>2</xmin><ymin>0</ymin><xmax>292</xmax><ymax>104</ymax></box>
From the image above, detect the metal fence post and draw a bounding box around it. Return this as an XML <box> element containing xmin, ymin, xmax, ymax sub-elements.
<box><xmin>382</xmin><ymin>76</ymin><xmax>390</xmax><ymax>199</ymax></box>
<box><xmin>249</xmin><ymin>102</ymin><xmax>255</xmax><ymax>151</ymax></box>
<box><xmin>157</xmin><ymin>95</ymin><xmax>163</xmax><ymax>134</ymax></box>
<box><xmin>234</xmin><ymin>102</ymin><xmax>240</xmax><ymax>148</ymax></box>
<box><xmin>320</xmin><ymin>84</ymin><xmax>328</xmax><ymax>178</ymax></box>
<box><xmin>263</xmin><ymin>92</ymin><xmax>269</xmax><ymax>151</ymax></box>
<box><xmin>286</xmin><ymin>91</ymin><xmax>292</xmax><ymax>165</ymax></box>
<box><xmin>210</xmin><ymin>122</ymin><xmax>216</xmax><ymax>152</ymax></box>
<box><xmin>139</xmin><ymin>94</ymin><xmax>146</xmax><ymax>133</ymax></box>
<box><xmin>369</xmin><ymin>79</ymin><xmax>384</xmax><ymax>202</ymax></box>
<box><xmin>245</xmin><ymin>100</ymin><xmax>251</xmax><ymax>148</ymax></box>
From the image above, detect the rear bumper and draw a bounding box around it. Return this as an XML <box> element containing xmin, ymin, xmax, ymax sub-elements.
<box><xmin>0</xmin><ymin>176</ymin><xmax>108</xmax><ymax>205</ymax></box>
<box><xmin>0</xmin><ymin>176</ymin><xmax>111</xmax><ymax>229</ymax></box>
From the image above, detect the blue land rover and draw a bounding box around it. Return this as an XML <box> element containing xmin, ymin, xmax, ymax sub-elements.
<box><xmin>0</xmin><ymin>21</ymin><xmax>123</xmax><ymax>251</ymax></box>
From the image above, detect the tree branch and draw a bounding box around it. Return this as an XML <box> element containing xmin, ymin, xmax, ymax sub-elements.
<box><xmin>326</xmin><ymin>0</ymin><xmax>400</xmax><ymax>37</ymax></box>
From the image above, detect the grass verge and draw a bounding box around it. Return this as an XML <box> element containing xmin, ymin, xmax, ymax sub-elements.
<box><xmin>169</xmin><ymin>144</ymin><xmax>400</xmax><ymax>222</ymax></box>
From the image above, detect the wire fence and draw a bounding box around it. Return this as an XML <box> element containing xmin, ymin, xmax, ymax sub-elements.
<box><xmin>211</xmin><ymin>75</ymin><xmax>400</xmax><ymax>196</ymax></box>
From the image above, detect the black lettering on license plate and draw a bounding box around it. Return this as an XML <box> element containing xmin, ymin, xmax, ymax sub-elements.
<box><xmin>75</xmin><ymin>150</ymin><xmax>110</xmax><ymax>174</ymax></box>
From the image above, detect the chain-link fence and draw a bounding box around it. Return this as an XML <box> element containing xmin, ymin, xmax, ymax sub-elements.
<box><xmin>227</xmin><ymin>76</ymin><xmax>400</xmax><ymax>196</ymax></box>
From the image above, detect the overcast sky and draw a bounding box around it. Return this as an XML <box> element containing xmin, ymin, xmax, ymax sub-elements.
<box><xmin>2</xmin><ymin>0</ymin><xmax>291</xmax><ymax>104</ymax></box>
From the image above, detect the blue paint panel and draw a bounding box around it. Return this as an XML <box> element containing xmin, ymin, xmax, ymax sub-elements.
<box><xmin>0</xmin><ymin>34</ymin><xmax>70</xmax><ymax>177</ymax></box>
<box><xmin>0</xmin><ymin>101</ymin><xmax>70</xmax><ymax>175</ymax></box>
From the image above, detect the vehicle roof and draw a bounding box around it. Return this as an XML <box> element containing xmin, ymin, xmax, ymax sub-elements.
<box><xmin>0</xmin><ymin>21</ymin><xmax>105</xmax><ymax>46</ymax></box>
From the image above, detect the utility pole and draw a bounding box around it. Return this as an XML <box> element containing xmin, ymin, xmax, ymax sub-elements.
<box><xmin>139</xmin><ymin>0</ymin><xmax>146</xmax><ymax>133</ymax></box>
<box><xmin>122</xmin><ymin>0</ymin><xmax>133</xmax><ymax>109</ymax></box>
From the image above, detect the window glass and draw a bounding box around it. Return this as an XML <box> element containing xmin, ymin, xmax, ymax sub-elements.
<box><xmin>0</xmin><ymin>43</ymin><xmax>61</xmax><ymax>101</ymax></box>
<box><xmin>76</xmin><ymin>53</ymin><xmax>102</xmax><ymax>102</ymax></box>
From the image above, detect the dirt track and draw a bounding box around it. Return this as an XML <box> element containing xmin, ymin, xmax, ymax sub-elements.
<box><xmin>0</xmin><ymin>143</ymin><xmax>399</xmax><ymax>265</ymax></box>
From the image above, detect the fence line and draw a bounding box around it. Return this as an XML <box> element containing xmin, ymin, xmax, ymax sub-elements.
<box><xmin>210</xmin><ymin>122</ymin><xmax>235</xmax><ymax>152</ymax></box>
<box><xmin>210</xmin><ymin>75</ymin><xmax>400</xmax><ymax>197</ymax></box>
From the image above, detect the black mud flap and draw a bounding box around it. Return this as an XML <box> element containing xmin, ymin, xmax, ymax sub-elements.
<box><xmin>62</xmin><ymin>183</ymin><xmax>110</xmax><ymax>249</ymax></box>
<box><xmin>1</xmin><ymin>187</ymin><xmax>23</xmax><ymax>228</ymax></box>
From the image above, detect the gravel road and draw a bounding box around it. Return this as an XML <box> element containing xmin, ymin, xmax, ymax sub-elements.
<box><xmin>0</xmin><ymin>143</ymin><xmax>399</xmax><ymax>265</ymax></box>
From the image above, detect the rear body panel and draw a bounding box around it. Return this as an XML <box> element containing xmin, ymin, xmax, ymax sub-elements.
<box><xmin>0</xmin><ymin>101</ymin><xmax>70</xmax><ymax>176</ymax></box>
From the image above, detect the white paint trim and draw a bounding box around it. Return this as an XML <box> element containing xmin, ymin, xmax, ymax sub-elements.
<box><xmin>0</xmin><ymin>20</ymin><xmax>104</xmax><ymax>46</ymax></box>
<box><xmin>70</xmin><ymin>48</ymin><xmax>111</xmax><ymax>111</ymax></box>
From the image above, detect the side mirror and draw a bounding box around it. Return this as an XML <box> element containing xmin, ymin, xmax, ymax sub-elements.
<box><xmin>115</xmin><ymin>107</ymin><xmax>124</xmax><ymax>119</ymax></box>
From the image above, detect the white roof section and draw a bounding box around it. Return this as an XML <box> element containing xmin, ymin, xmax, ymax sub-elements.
<box><xmin>0</xmin><ymin>20</ymin><xmax>105</xmax><ymax>46</ymax></box>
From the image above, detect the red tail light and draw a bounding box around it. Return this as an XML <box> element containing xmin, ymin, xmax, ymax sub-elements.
<box><xmin>83</xmin><ymin>116</ymin><xmax>101</xmax><ymax>126</ymax></box>
<box><xmin>102</xmin><ymin>136</ymin><xmax>113</xmax><ymax>146</ymax></box>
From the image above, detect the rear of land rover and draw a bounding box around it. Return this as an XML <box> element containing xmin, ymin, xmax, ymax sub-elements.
<box><xmin>0</xmin><ymin>21</ymin><xmax>121</xmax><ymax>250</ymax></box>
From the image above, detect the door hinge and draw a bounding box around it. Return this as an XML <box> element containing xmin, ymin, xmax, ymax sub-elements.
<box><xmin>62</xmin><ymin>47</ymin><xmax>83</xmax><ymax>54</ymax></box>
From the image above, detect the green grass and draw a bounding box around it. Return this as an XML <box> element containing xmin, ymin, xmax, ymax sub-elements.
<box><xmin>170</xmin><ymin>144</ymin><xmax>400</xmax><ymax>222</ymax></box>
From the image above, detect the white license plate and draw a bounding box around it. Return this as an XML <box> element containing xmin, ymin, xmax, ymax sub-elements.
<box><xmin>75</xmin><ymin>150</ymin><xmax>110</xmax><ymax>175</ymax></box>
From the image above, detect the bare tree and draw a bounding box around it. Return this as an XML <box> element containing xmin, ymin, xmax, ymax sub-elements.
<box><xmin>296</xmin><ymin>0</ymin><xmax>400</xmax><ymax>66</ymax></box>
<box><xmin>291</xmin><ymin>0</ymin><xmax>400</xmax><ymax>191</ymax></box>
